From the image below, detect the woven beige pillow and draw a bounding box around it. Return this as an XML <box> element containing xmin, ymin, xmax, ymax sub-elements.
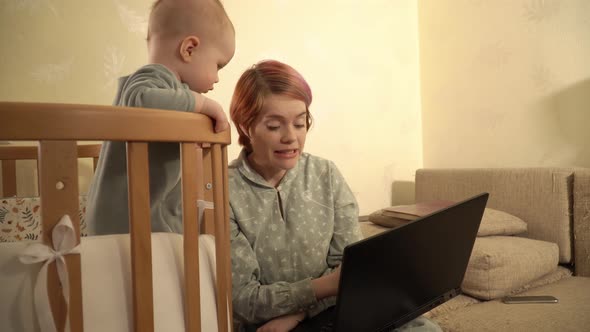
<box><xmin>462</xmin><ymin>236</ymin><xmax>559</xmax><ymax>300</ymax></box>
<box><xmin>369</xmin><ymin>206</ymin><xmax>527</xmax><ymax>237</ymax></box>
<box><xmin>477</xmin><ymin>208</ymin><xmax>527</xmax><ymax>237</ymax></box>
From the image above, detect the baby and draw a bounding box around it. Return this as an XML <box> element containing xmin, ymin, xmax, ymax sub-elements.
<box><xmin>86</xmin><ymin>0</ymin><xmax>235</xmax><ymax>235</ymax></box>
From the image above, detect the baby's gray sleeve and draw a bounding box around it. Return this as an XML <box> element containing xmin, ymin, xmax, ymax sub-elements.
<box><xmin>119</xmin><ymin>71</ymin><xmax>195</xmax><ymax>111</ymax></box>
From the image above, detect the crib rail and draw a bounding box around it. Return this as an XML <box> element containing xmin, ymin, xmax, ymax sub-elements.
<box><xmin>0</xmin><ymin>102</ymin><xmax>233</xmax><ymax>332</ymax></box>
<box><xmin>0</xmin><ymin>101</ymin><xmax>229</xmax><ymax>143</ymax></box>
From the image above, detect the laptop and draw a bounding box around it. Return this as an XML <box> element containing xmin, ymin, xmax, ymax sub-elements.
<box><xmin>299</xmin><ymin>193</ymin><xmax>488</xmax><ymax>332</ymax></box>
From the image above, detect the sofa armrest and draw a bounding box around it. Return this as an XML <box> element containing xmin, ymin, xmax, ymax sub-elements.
<box><xmin>573</xmin><ymin>169</ymin><xmax>590</xmax><ymax>276</ymax></box>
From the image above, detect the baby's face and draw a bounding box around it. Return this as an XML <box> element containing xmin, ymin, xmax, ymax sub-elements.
<box><xmin>185</xmin><ymin>29</ymin><xmax>235</xmax><ymax>93</ymax></box>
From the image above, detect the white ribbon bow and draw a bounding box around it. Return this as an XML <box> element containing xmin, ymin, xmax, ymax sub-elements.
<box><xmin>19</xmin><ymin>215</ymin><xmax>81</xmax><ymax>332</ymax></box>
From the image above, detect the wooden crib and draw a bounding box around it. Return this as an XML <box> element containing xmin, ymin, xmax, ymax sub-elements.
<box><xmin>0</xmin><ymin>102</ymin><xmax>233</xmax><ymax>332</ymax></box>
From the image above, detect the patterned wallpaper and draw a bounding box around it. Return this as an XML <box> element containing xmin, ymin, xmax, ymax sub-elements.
<box><xmin>0</xmin><ymin>1</ymin><xmax>424</xmax><ymax>214</ymax></box>
<box><xmin>4</xmin><ymin>0</ymin><xmax>587</xmax><ymax>210</ymax></box>
<box><xmin>0</xmin><ymin>0</ymin><xmax>151</xmax><ymax>196</ymax></box>
<box><xmin>419</xmin><ymin>0</ymin><xmax>590</xmax><ymax>168</ymax></box>
<box><xmin>0</xmin><ymin>0</ymin><xmax>150</xmax><ymax>105</ymax></box>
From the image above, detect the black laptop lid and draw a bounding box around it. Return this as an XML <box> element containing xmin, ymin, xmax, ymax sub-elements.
<box><xmin>333</xmin><ymin>193</ymin><xmax>488</xmax><ymax>332</ymax></box>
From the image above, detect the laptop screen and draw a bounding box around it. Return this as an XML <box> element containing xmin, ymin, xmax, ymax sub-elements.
<box><xmin>333</xmin><ymin>193</ymin><xmax>488</xmax><ymax>332</ymax></box>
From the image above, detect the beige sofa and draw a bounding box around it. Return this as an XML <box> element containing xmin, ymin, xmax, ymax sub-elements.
<box><xmin>359</xmin><ymin>168</ymin><xmax>590</xmax><ymax>331</ymax></box>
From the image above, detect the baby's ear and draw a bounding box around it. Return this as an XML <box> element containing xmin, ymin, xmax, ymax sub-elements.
<box><xmin>180</xmin><ymin>36</ymin><xmax>200</xmax><ymax>62</ymax></box>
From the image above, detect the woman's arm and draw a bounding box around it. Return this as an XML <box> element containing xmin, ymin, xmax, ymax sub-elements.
<box><xmin>326</xmin><ymin>161</ymin><xmax>364</xmax><ymax>266</ymax></box>
<box><xmin>310</xmin><ymin>267</ymin><xmax>340</xmax><ymax>299</ymax></box>
<box><xmin>231</xmin><ymin>215</ymin><xmax>318</xmax><ymax>325</ymax></box>
<box><xmin>306</xmin><ymin>161</ymin><xmax>364</xmax><ymax>318</ymax></box>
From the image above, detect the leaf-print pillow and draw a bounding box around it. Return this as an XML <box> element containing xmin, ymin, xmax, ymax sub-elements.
<box><xmin>0</xmin><ymin>196</ymin><xmax>88</xmax><ymax>242</ymax></box>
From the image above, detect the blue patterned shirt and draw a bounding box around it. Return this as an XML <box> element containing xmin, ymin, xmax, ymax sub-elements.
<box><xmin>229</xmin><ymin>150</ymin><xmax>363</xmax><ymax>329</ymax></box>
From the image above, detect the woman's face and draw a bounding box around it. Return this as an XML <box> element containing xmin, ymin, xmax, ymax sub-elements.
<box><xmin>245</xmin><ymin>94</ymin><xmax>308</xmax><ymax>184</ymax></box>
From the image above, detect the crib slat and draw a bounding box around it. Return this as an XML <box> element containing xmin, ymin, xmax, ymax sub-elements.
<box><xmin>211</xmin><ymin>144</ymin><xmax>229</xmax><ymax>332</ymax></box>
<box><xmin>222</xmin><ymin>146</ymin><xmax>234</xmax><ymax>328</ymax></box>
<box><xmin>201</xmin><ymin>147</ymin><xmax>215</xmax><ymax>235</ymax></box>
<box><xmin>38</xmin><ymin>141</ymin><xmax>83</xmax><ymax>332</ymax></box>
<box><xmin>181</xmin><ymin>143</ymin><xmax>202</xmax><ymax>332</ymax></box>
<box><xmin>1</xmin><ymin>159</ymin><xmax>17</xmax><ymax>197</ymax></box>
<box><xmin>126</xmin><ymin>142</ymin><xmax>154</xmax><ymax>332</ymax></box>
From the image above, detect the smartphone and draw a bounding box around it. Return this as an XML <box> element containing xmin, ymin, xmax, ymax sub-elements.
<box><xmin>502</xmin><ymin>295</ymin><xmax>558</xmax><ymax>304</ymax></box>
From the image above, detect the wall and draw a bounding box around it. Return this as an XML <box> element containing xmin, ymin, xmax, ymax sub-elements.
<box><xmin>0</xmin><ymin>1</ymin><xmax>423</xmax><ymax>214</ymax></box>
<box><xmin>419</xmin><ymin>0</ymin><xmax>590</xmax><ymax>168</ymax></box>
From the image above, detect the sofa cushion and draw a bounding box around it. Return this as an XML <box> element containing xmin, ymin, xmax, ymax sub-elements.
<box><xmin>424</xmin><ymin>295</ymin><xmax>480</xmax><ymax>319</ymax></box>
<box><xmin>433</xmin><ymin>277</ymin><xmax>590</xmax><ymax>332</ymax></box>
<box><xmin>477</xmin><ymin>208</ymin><xmax>527</xmax><ymax>236</ymax></box>
<box><xmin>415</xmin><ymin>168</ymin><xmax>574</xmax><ymax>263</ymax></box>
<box><xmin>368</xmin><ymin>207</ymin><xmax>526</xmax><ymax>237</ymax></box>
<box><xmin>462</xmin><ymin>236</ymin><xmax>559</xmax><ymax>300</ymax></box>
<box><xmin>359</xmin><ymin>220</ymin><xmax>390</xmax><ymax>238</ymax></box>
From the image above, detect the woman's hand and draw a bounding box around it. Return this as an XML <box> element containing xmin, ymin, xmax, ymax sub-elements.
<box><xmin>311</xmin><ymin>266</ymin><xmax>341</xmax><ymax>300</ymax></box>
<box><xmin>256</xmin><ymin>311</ymin><xmax>305</xmax><ymax>332</ymax></box>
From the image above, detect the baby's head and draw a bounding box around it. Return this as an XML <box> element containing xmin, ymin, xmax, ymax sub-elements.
<box><xmin>147</xmin><ymin>0</ymin><xmax>235</xmax><ymax>93</ymax></box>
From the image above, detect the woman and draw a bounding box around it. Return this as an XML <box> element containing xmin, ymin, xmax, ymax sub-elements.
<box><xmin>228</xmin><ymin>60</ymin><xmax>441</xmax><ymax>332</ymax></box>
<box><xmin>228</xmin><ymin>60</ymin><xmax>361</xmax><ymax>331</ymax></box>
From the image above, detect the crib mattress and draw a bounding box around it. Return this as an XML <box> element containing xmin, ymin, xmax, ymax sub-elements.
<box><xmin>0</xmin><ymin>232</ymin><xmax>219</xmax><ymax>331</ymax></box>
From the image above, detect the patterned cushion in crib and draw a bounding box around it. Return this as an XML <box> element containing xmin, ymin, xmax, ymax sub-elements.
<box><xmin>0</xmin><ymin>196</ymin><xmax>88</xmax><ymax>242</ymax></box>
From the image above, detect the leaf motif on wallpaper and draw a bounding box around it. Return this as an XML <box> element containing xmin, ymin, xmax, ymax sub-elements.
<box><xmin>523</xmin><ymin>0</ymin><xmax>562</xmax><ymax>23</ymax></box>
<box><xmin>478</xmin><ymin>108</ymin><xmax>506</xmax><ymax>133</ymax></box>
<box><xmin>114</xmin><ymin>0</ymin><xmax>148</xmax><ymax>36</ymax></box>
<box><xmin>104</xmin><ymin>46</ymin><xmax>126</xmax><ymax>88</ymax></box>
<box><xmin>474</xmin><ymin>42</ymin><xmax>512</xmax><ymax>69</ymax></box>
<box><xmin>4</xmin><ymin>0</ymin><xmax>59</xmax><ymax>17</ymax></box>
<box><xmin>530</xmin><ymin>65</ymin><xmax>558</xmax><ymax>92</ymax></box>
<box><xmin>462</xmin><ymin>0</ymin><xmax>489</xmax><ymax>6</ymax></box>
<box><xmin>30</xmin><ymin>58</ymin><xmax>74</xmax><ymax>84</ymax></box>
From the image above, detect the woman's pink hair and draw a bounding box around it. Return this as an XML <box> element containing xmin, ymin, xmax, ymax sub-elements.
<box><xmin>230</xmin><ymin>60</ymin><xmax>313</xmax><ymax>151</ymax></box>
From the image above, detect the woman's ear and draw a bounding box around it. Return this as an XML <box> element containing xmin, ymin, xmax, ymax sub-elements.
<box><xmin>180</xmin><ymin>36</ymin><xmax>200</xmax><ymax>62</ymax></box>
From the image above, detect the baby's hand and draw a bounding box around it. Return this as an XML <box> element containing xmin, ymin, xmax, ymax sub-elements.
<box><xmin>204</xmin><ymin>98</ymin><xmax>230</xmax><ymax>133</ymax></box>
<box><xmin>192</xmin><ymin>92</ymin><xmax>230</xmax><ymax>133</ymax></box>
